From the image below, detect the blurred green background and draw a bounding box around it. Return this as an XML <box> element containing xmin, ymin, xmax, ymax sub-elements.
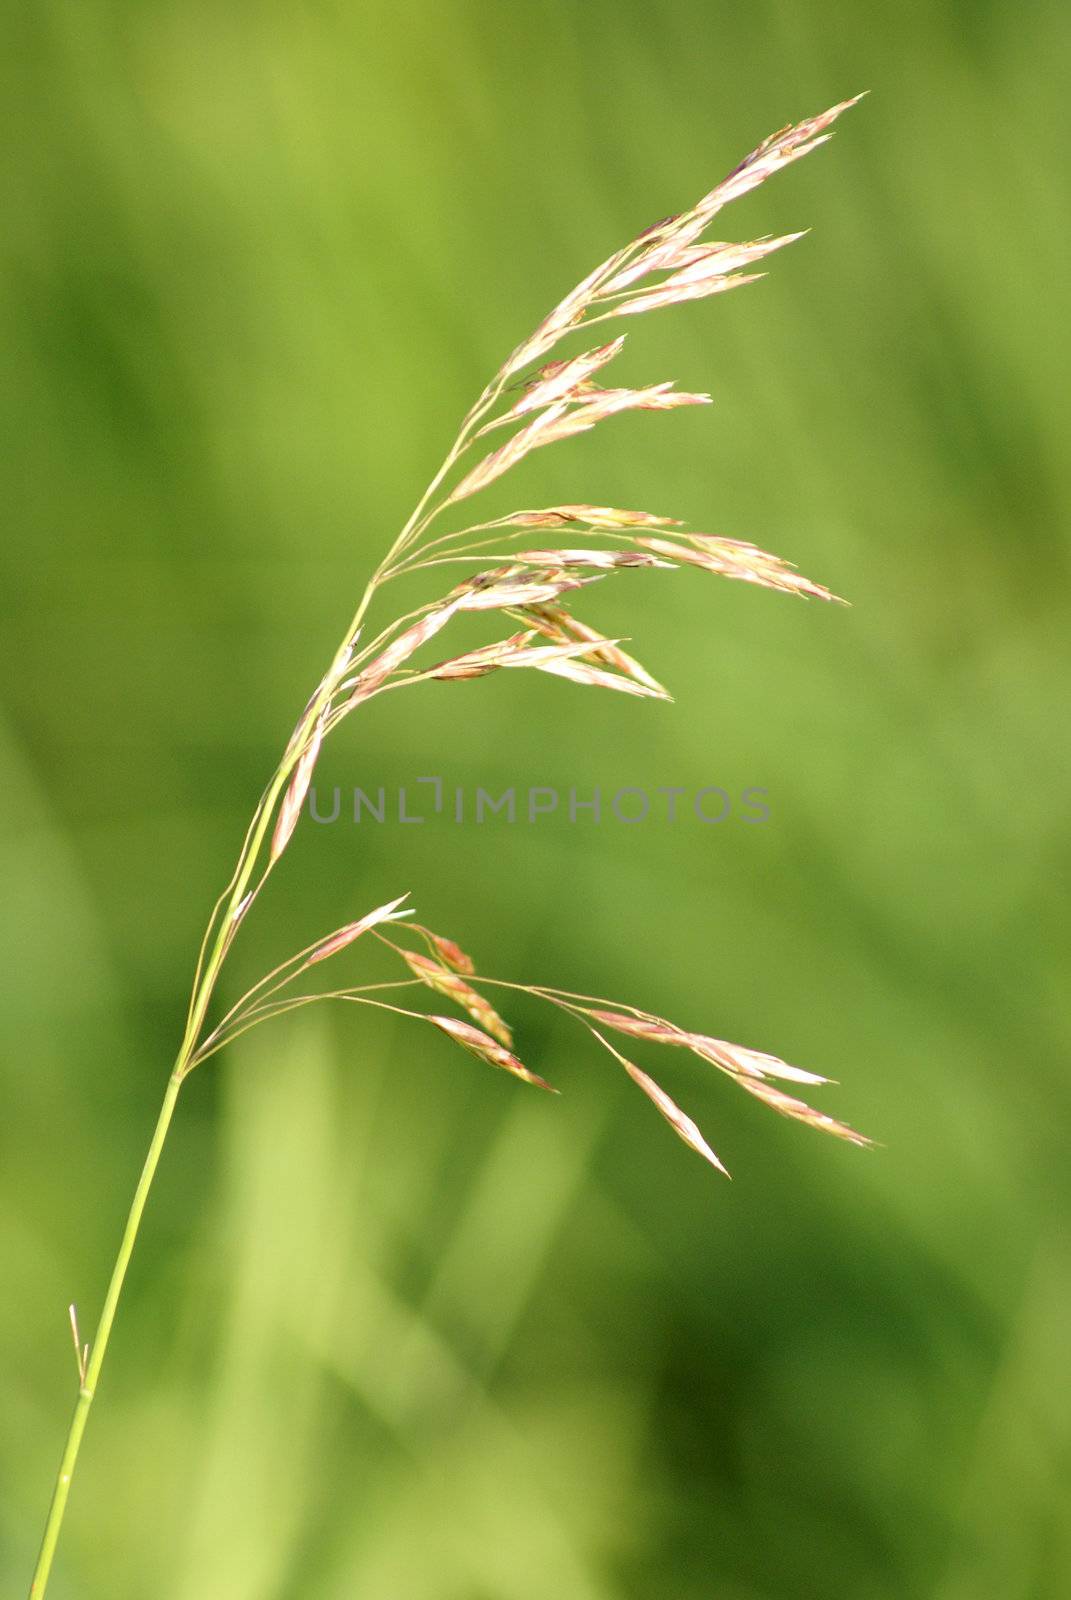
<box><xmin>3</xmin><ymin>2</ymin><xmax>1069</xmax><ymax>1596</ymax></box>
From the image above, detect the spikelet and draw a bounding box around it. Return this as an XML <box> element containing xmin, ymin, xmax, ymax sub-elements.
<box><xmin>423</xmin><ymin>930</ymin><xmax>476</xmax><ymax>975</ymax></box>
<box><xmin>522</xmin><ymin>604</ymin><xmax>668</xmax><ymax>695</ymax></box>
<box><xmin>701</xmin><ymin>95</ymin><xmax>866</xmax><ymax>213</ymax></box>
<box><xmin>428</xmin><ymin>1015</ymin><xmax>557</xmax><ymax>1092</ymax></box>
<box><xmin>601</xmin><ymin>95</ymin><xmax>865</xmax><ymax>308</ymax></box>
<box><xmin>685</xmin><ymin>1035</ymin><xmax>831</xmax><ymax>1087</ymax></box>
<box><xmin>589</xmin><ymin>1007</ymin><xmax>829</xmax><ymax>1085</ymax></box>
<box><xmin>573</xmin><ymin>383</ymin><xmax>712</xmax><ymax>411</ymax></box>
<box><xmin>346</xmin><ymin>602</ymin><xmax>463</xmax><ymax>701</ymax></box>
<box><xmin>426</xmin><ymin>632</ymin><xmax>537</xmax><ymax>680</ymax></box>
<box><xmin>306</xmin><ymin>894</ymin><xmax>413</xmax><ymax>965</ymax></box>
<box><xmin>501</xmin><ymin>506</ymin><xmax>683</xmax><ymax>531</ymax></box>
<box><xmin>270</xmin><ymin>713</ymin><xmax>325</xmax><ymax>863</ymax></box>
<box><xmin>658</xmin><ymin>232</ymin><xmax>807</xmax><ymax>289</ymax></box>
<box><xmin>737</xmin><ymin>1077</ymin><xmax>872</xmax><ymax>1148</ymax></box>
<box><xmin>606</xmin><ymin>272</ymin><xmax>766</xmax><ymax>318</ymax></box>
<box><xmin>636</xmin><ymin>535</ymin><xmax>841</xmax><ymax>601</ymax></box>
<box><xmin>512</xmin><ymin>548</ymin><xmax>670</xmax><ymax>570</ymax></box>
<box><xmin>525</xmin><ymin>653</ymin><xmax>670</xmax><ymax>699</ymax></box>
<box><xmin>586</xmin><ymin>1007</ymin><xmax>868</xmax><ymax>1149</ymax></box>
<box><xmin>449</xmin><ymin>385</ymin><xmax>709</xmax><ymax>506</ymax></box>
<box><xmin>589</xmin><ymin>1028</ymin><xmax>729</xmax><ymax>1176</ymax></box>
<box><xmin>503</xmin><ymin>245</ymin><xmax>635</xmax><ymax>376</ymax></box>
<box><xmin>505</xmin><ymin>337</ymin><xmax>627</xmax><ymax>418</ymax></box>
<box><xmin>602</xmin><ymin>232</ymin><xmax>805</xmax><ymax>295</ymax></box>
<box><xmin>430</xmin><ymin>634</ymin><xmax>667</xmax><ymax>699</ymax></box>
<box><xmin>624</xmin><ymin>1062</ymin><xmax>730</xmax><ymax>1174</ymax></box>
<box><xmin>447</xmin><ymin>403</ymin><xmax>591</xmax><ymax>503</ymax></box>
<box><xmin>403</xmin><ymin>952</ymin><xmax>514</xmax><ymax>1047</ymax></box>
<box><xmin>452</xmin><ymin>564</ymin><xmax>594</xmax><ymax>610</ymax></box>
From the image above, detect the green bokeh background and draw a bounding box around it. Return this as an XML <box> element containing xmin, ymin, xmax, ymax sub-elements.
<box><xmin>3</xmin><ymin>3</ymin><xmax>1069</xmax><ymax>1596</ymax></box>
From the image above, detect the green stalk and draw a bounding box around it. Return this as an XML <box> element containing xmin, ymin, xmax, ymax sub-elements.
<box><xmin>28</xmin><ymin>1070</ymin><xmax>184</xmax><ymax>1599</ymax></box>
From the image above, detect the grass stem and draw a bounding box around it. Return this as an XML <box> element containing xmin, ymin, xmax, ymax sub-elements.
<box><xmin>29</xmin><ymin>1071</ymin><xmax>184</xmax><ymax>1598</ymax></box>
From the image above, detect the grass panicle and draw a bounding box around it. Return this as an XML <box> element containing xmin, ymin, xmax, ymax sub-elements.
<box><xmin>28</xmin><ymin>94</ymin><xmax>867</xmax><ymax>1599</ymax></box>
